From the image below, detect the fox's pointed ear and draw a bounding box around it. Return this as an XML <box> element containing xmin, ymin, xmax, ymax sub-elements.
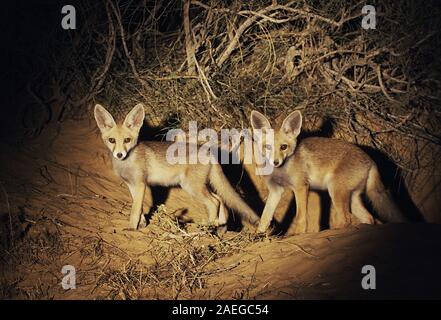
<box><xmin>94</xmin><ymin>104</ymin><xmax>116</xmax><ymax>132</ymax></box>
<box><xmin>250</xmin><ymin>110</ymin><xmax>271</xmax><ymax>130</ymax></box>
<box><xmin>124</xmin><ymin>103</ymin><xmax>145</xmax><ymax>130</ymax></box>
<box><xmin>282</xmin><ymin>110</ymin><xmax>302</xmax><ymax>136</ymax></box>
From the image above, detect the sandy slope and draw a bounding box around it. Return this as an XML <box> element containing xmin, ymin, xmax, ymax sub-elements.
<box><xmin>0</xmin><ymin>120</ymin><xmax>440</xmax><ymax>299</ymax></box>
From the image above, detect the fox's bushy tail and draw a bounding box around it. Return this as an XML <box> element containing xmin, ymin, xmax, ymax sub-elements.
<box><xmin>366</xmin><ymin>165</ymin><xmax>407</xmax><ymax>223</ymax></box>
<box><xmin>209</xmin><ymin>164</ymin><xmax>259</xmax><ymax>226</ymax></box>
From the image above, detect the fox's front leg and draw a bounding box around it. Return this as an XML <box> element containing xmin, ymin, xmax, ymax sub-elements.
<box><xmin>257</xmin><ymin>185</ymin><xmax>284</xmax><ymax>233</ymax></box>
<box><xmin>127</xmin><ymin>182</ymin><xmax>148</xmax><ymax>230</ymax></box>
<box><xmin>139</xmin><ymin>185</ymin><xmax>152</xmax><ymax>228</ymax></box>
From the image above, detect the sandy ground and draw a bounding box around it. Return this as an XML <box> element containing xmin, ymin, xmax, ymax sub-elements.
<box><xmin>0</xmin><ymin>119</ymin><xmax>440</xmax><ymax>299</ymax></box>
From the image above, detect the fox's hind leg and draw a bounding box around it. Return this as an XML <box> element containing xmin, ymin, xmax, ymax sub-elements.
<box><xmin>199</xmin><ymin>189</ymin><xmax>221</xmax><ymax>226</ymax></box>
<box><xmin>292</xmin><ymin>184</ymin><xmax>309</xmax><ymax>234</ymax></box>
<box><xmin>181</xmin><ymin>179</ymin><xmax>220</xmax><ymax>226</ymax></box>
<box><xmin>328</xmin><ymin>184</ymin><xmax>351</xmax><ymax>229</ymax></box>
<box><xmin>351</xmin><ymin>190</ymin><xmax>375</xmax><ymax>224</ymax></box>
<box><xmin>211</xmin><ymin>192</ymin><xmax>228</xmax><ymax>234</ymax></box>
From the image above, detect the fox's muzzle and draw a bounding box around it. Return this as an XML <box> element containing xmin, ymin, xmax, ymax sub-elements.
<box><xmin>272</xmin><ymin>159</ymin><xmax>282</xmax><ymax>167</ymax></box>
<box><xmin>113</xmin><ymin>150</ymin><xmax>127</xmax><ymax>160</ymax></box>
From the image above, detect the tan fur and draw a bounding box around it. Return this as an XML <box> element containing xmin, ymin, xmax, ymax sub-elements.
<box><xmin>94</xmin><ymin>104</ymin><xmax>259</xmax><ymax>230</ymax></box>
<box><xmin>250</xmin><ymin>110</ymin><xmax>406</xmax><ymax>234</ymax></box>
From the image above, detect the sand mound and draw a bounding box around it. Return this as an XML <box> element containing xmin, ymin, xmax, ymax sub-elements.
<box><xmin>1</xmin><ymin>121</ymin><xmax>440</xmax><ymax>299</ymax></box>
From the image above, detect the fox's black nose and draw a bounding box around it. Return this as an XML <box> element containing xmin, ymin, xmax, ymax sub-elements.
<box><xmin>117</xmin><ymin>152</ymin><xmax>123</xmax><ymax>159</ymax></box>
<box><xmin>273</xmin><ymin>160</ymin><xmax>280</xmax><ymax>166</ymax></box>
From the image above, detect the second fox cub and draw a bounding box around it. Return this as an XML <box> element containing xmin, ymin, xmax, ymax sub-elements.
<box><xmin>94</xmin><ymin>103</ymin><xmax>259</xmax><ymax>230</ymax></box>
<box><xmin>250</xmin><ymin>110</ymin><xmax>406</xmax><ymax>234</ymax></box>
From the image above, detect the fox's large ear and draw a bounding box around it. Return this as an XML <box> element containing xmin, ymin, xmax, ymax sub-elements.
<box><xmin>124</xmin><ymin>103</ymin><xmax>145</xmax><ymax>130</ymax></box>
<box><xmin>250</xmin><ymin>110</ymin><xmax>271</xmax><ymax>130</ymax></box>
<box><xmin>282</xmin><ymin>110</ymin><xmax>302</xmax><ymax>136</ymax></box>
<box><xmin>94</xmin><ymin>104</ymin><xmax>116</xmax><ymax>132</ymax></box>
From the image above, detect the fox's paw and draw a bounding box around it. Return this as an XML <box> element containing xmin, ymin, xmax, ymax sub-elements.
<box><xmin>292</xmin><ymin>221</ymin><xmax>307</xmax><ymax>234</ymax></box>
<box><xmin>128</xmin><ymin>217</ymin><xmax>140</xmax><ymax>230</ymax></box>
<box><xmin>216</xmin><ymin>224</ymin><xmax>227</xmax><ymax>236</ymax></box>
<box><xmin>203</xmin><ymin>218</ymin><xmax>220</xmax><ymax>228</ymax></box>
<box><xmin>256</xmin><ymin>222</ymin><xmax>270</xmax><ymax>234</ymax></box>
<box><xmin>123</xmin><ymin>226</ymin><xmax>140</xmax><ymax>232</ymax></box>
<box><xmin>138</xmin><ymin>214</ymin><xmax>147</xmax><ymax>228</ymax></box>
<box><xmin>333</xmin><ymin>219</ymin><xmax>351</xmax><ymax>229</ymax></box>
<box><xmin>252</xmin><ymin>229</ymin><xmax>272</xmax><ymax>241</ymax></box>
<box><xmin>255</xmin><ymin>224</ymin><xmax>275</xmax><ymax>238</ymax></box>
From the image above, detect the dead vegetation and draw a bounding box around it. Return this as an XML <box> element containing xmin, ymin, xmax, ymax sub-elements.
<box><xmin>25</xmin><ymin>0</ymin><xmax>440</xmax><ymax>171</ymax></box>
<box><xmin>93</xmin><ymin>205</ymin><xmax>261</xmax><ymax>299</ymax></box>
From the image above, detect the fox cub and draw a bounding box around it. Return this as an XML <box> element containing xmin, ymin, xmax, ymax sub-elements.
<box><xmin>94</xmin><ymin>103</ymin><xmax>259</xmax><ymax>230</ymax></box>
<box><xmin>250</xmin><ymin>110</ymin><xmax>406</xmax><ymax>234</ymax></box>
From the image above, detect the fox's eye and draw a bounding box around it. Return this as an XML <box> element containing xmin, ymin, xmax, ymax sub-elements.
<box><xmin>280</xmin><ymin>144</ymin><xmax>288</xmax><ymax>150</ymax></box>
<box><xmin>108</xmin><ymin>138</ymin><xmax>116</xmax><ymax>143</ymax></box>
<box><xmin>124</xmin><ymin>138</ymin><xmax>131</xmax><ymax>143</ymax></box>
<box><xmin>265</xmin><ymin>144</ymin><xmax>272</xmax><ymax>150</ymax></box>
